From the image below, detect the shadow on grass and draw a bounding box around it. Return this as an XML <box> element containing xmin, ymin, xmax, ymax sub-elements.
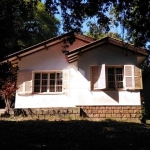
<box><xmin>0</xmin><ymin>119</ymin><xmax>150</xmax><ymax>150</ymax></box>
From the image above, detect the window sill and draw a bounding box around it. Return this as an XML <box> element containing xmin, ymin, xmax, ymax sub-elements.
<box><xmin>33</xmin><ymin>92</ymin><xmax>64</xmax><ymax>95</ymax></box>
<box><xmin>91</xmin><ymin>89</ymin><xmax>126</xmax><ymax>91</ymax></box>
<box><xmin>17</xmin><ymin>92</ymin><xmax>64</xmax><ymax>95</ymax></box>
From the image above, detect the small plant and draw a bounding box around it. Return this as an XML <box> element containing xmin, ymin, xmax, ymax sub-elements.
<box><xmin>141</xmin><ymin>101</ymin><xmax>150</xmax><ymax>123</ymax></box>
<box><xmin>1</xmin><ymin>79</ymin><xmax>18</xmax><ymax>114</ymax></box>
<box><xmin>0</xmin><ymin>61</ymin><xmax>18</xmax><ymax>115</ymax></box>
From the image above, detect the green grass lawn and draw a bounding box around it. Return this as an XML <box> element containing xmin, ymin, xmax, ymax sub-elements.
<box><xmin>0</xmin><ymin>118</ymin><xmax>150</xmax><ymax>150</ymax></box>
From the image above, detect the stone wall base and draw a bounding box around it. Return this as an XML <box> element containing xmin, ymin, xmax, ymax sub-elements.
<box><xmin>0</xmin><ymin>106</ymin><xmax>142</xmax><ymax>120</ymax></box>
<box><xmin>79</xmin><ymin>106</ymin><xmax>142</xmax><ymax>119</ymax></box>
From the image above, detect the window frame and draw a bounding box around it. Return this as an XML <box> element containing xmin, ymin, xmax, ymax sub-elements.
<box><xmin>90</xmin><ymin>65</ymin><xmax>142</xmax><ymax>91</ymax></box>
<box><xmin>106</xmin><ymin>65</ymin><xmax>124</xmax><ymax>90</ymax></box>
<box><xmin>33</xmin><ymin>71</ymin><xmax>63</xmax><ymax>94</ymax></box>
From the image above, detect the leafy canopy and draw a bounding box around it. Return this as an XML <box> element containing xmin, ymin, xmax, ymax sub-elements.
<box><xmin>0</xmin><ymin>0</ymin><xmax>60</xmax><ymax>60</ymax></box>
<box><xmin>44</xmin><ymin>0</ymin><xmax>150</xmax><ymax>48</ymax></box>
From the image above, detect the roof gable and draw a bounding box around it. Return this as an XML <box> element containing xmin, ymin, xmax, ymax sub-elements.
<box><xmin>4</xmin><ymin>32</ymin><xmax>95</xmax><ymax>62</ymax></box>
<box><xmin>4</xmin><ymin>34</ymin><xmax>149</xmax><ymax>65</ymax></box>
<box><xmin>66</xmin><ymin>36</ymin><xmax>149</xmax><ymax>63</ymax></box>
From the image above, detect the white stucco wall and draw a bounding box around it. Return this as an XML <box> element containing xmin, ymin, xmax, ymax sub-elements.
<box><xmin>15</xmin><ymin>42</ymin><xmax>141</xmax><ymax>108</ymax></box>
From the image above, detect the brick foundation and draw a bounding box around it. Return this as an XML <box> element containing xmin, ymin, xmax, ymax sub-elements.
<box><xmin>0</xmin><ymin>107</ymin><xmax>80</xmax><ymax>119</ymax></box>
<box><xmin>79</xmin><ymin>106</ymin><xmax>142</xmax><ymax>119</ymax></box>
<box><xmin>0</xmin><ymin>106</ymin><xmax>142</xmax><ymax>120</ymax></box>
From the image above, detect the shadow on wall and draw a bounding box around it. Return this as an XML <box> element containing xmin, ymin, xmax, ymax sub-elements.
<box><xmin>103</xmin><ymin>91</ymin><xmax>119</xmax><ymax>103</ymax></box>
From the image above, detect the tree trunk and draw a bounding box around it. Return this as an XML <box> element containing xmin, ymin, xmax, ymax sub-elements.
<box><xmin>5</xmin><ymin>96</ymin><xmax>11</xmax><ymax>115</ymax></box>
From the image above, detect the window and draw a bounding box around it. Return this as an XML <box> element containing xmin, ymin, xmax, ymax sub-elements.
<box><xmin>17</xmin><ymin>70</ymin><xmax>69</xmax><ymax>94</ymax></box>
<box><xmin>34</xmin><ymin>72</ymin><xmax>63</xmax><ymax>93</ymax></box>
<box><xmin>91</xmin><ymin>65</ymin><xmax>142</xmax><ymax>90</ymax></box>
<box><xmin>107</xmin><ymin>67</ymin><xmax>123</xmax><ymax>89</ymax></box>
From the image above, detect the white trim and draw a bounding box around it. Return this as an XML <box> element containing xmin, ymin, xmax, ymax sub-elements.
<box><xmin>33</xmin><ymin>71</ymin><xmax>63</xmax><ymax>94</ymax></box>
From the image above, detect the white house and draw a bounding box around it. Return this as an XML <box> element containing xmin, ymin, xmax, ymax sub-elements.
<box><xmin>5</xmin><ymin>33</ymin><xmax>149</xmax><ymax>118</ymax></box>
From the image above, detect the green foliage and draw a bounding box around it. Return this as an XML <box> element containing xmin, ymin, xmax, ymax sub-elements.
<box><xmin>106</xmin><ymin>0</ymin><xmax>150</xmax><ymax>48</ymax></box>
<box><xmin>85</xmin><ymin>21</ymin><xmax>122</xmax><ymax>40</ymax></box>
<box><xmin>23</xmin><ymin>1</ymin><xmax>60</xmax><ymax>47</ymax></box>
<box><xmin>45</xmin><ymin>0</ymin><xmax>111</xmax><ymax>33</ymax></box>
<box><xmin>44</xmin><ymin>0</ymin><xmax>150</xmax><ymax>48</ymax></box>
<box><xmin>141</xmin><ymin>58</ymin><xmax>150</xmax><ymax>78</ymax></box>
<box><xmin>0</xmin><ymin>0</ymin><xmax>60</xmax><ymax>60</ymax></box>
<box><xmin>141</xmin><ymin>101</ymin><xmax>150</xmax><ymax>122</ymax></box>
<box><xmin>0</xmin><ymin>0</ymin><xmax>39</xmax><ymax>60</ymax></box>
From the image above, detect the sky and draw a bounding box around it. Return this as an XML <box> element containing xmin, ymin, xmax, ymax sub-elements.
<box><xmin>42</xmin><ymin>0</ymin><xmax>149</xmax><ymax>50</ymax></box>
<box><xmin>55</xmin><ymin>12</ymin><xmax>122</xmax><ymax>35</ymax></box>
<box><xmin>42</xmin><ymin>0</ymin><xmax>122</xmax><ymax>36</ymax></box>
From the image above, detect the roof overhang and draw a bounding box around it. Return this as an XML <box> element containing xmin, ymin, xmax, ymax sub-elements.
<box><xmin>3</xmin><ymin>32</ymin><xmax>95</xmax><ymax>63</ymax></box>
<box><xmin>66</xmin><ymin>37</ymin><xmax>149</xmax><ymax>63</ymax></box>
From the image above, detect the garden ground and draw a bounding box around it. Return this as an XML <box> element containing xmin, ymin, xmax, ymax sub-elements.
<box><xmin>0</xmin><ymin>117</ymin><xmax>150</xmax><ymax>150</ymax></box>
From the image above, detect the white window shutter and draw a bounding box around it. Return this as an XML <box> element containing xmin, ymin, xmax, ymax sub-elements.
<box><xmin>91</xmin><ymin>64</ymin><xmax>106</xmax><ymax>90</ymax></box>
<box><xmin>98</xmin><ymin>64</ymin><xmax>106</xmax><ymax>89</ymax></box>
<box><xmin>134</xmin><ymin>66</ymin><xmax>143</xmax><ymax>89</ymax></box>
<box><xmin>91</xmin><ymin>66</ymin><xmax>99</xmax><ymax>89</ymax></box>
<box><xmin>17</xmin><ymin>71</ymin><xmax>32</xmax><ymax>94</ymax></box>
<box><xmin>124</xmin><ymin>65</ymin><xmax>133</xmax><ymax>89</ymax></box>
<box><xmin>17</xmin><ymin>71</ymin><xmax>24</xmax><ymax>93</ymax></box>
<box><xmin>63</xmin><ymin>70</ymin><xmax>69</xmax><ymax>92</ymax></box>
<box><xmin>24</xmin><ymin>72</ymin><xmax>32</xmax><ymax>93</ymax></box>
<box><xmin>124</xmin><ymin>65</ymin><xmax>142</xmax><ymax>89</ymax></box>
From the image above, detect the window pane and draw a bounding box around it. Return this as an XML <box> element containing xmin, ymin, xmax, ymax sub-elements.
<box><xmin>116</xmin><ymin>75</ymin><xmax>123</xmax><ymax>81</ymax></box>
<box><xmin>34</xmin><ymin>72</ymin><xmax>40</xmax><ymax>92</ymax></box>
<box><xmin>35</xmin><ymin>73</ymin><xmax>40</xmax><ymax>79</ymax></box>
<box><xmin>108</xmin><ymin>82</ymin><xmax>115</xmax><ymax>89</ymax></box>
<box><xmin>116</xmin><ymin>68</ymin><xmax>122</xmax><ymax>74</ymax></box>
<box><xmin>57</xmin><ymin>73</ymin><xmax>62</xmax><ymax>79</ymax></box>
<box><xmin>50</xmin><ymin>80</ymin><xmax>55</xmax><ymax>85</ymax></box>
<box><xmin>50</xmin><ymin>86</ymin><xmax>55</xmax><ymax>92</ymax></box>
<box><xmin>50</xmin><ymin>73</ymin><xmax>55</xmax><ymax>79</ymax></box>
<box><xmin>42</xmin><ymin>80</ymin><xmax>47</xmax><ymax>92</ymax></box>
<box><xmin>108</xmin><ymin>68</ymin><xmax>114</xmax><ymax>74</ymax></box>
<box><xmin>50</xmin><ymin>73</ymin><xmax>55</xmax><ymax>92</ymax></box>
<box><xmin>107</xmin><ymin>67</ymin><xmax>123</xmax><ymax>89</ymax></box>
<box><xmin>42</xmin><ymin>86</ymin><xmax>47</xmax><ymax>92</ymax></box>
<box><xmin>34</xmin><ymin>86</ymin><xmax>40</xmax><ymax>92</ymax></box>
<box><xmin>57</xmin><ymin>80</ymin><xmax>62</xmax><ymax>85</ymax></box>
<box><xmin>42</xmin><ymin>73</ymin><xmax>48</xmax><ymax>79</ymax></box>
<box><xmin>116</xmin><ymin>82</ymin><xmax>123</xmax><ymax>88</ymax></box>
<box><xmin>34</xmin><ymin>80</ymin><xmax>40</xmax><ymax>85</ymax></box>
<box><xmin>108</xmin><ymin>68</ymin><xmax>115</xmax><ymax>89</ymax></box>
<box><xmin>42</xmin><ymin>80</ymin><xmax>47</xmax><ymax>85</ymax></box>
<box><xmin>108</xmin><ymin>75</ymin><xmax>114</xmax><ymax>81</ymax></box>
<box><xmin>56</xmin><ymin>86</ymin><xmax>62</xmax><ymax>92</ymax></box>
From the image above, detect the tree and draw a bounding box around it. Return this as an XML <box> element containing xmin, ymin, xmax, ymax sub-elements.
<box><xmin>0</xmin><ymin>0</ymin><xmax>60</xmax><ymax>61</ymax></box>
<box><xmin>111</xmin><ymin>0</ymin><xmax>150</xmax><ymax>48</ymax></box>
<box><xmin>20</xmin><ymin>1</ymin><xmax>60</xmax><ymax>48</ymax></box>
<box><xmin>0</xmin><ymin>0</ymin><xmax>39</xmax><ymax>60</ymax></box>
<box><xmin>44</xmin><ymin>0</ymin><xmax>150</xmax><ymax>48</ymax></box>
<box><xmin>0</xmin><ymin>61</ymin><xmax>18</xmax><ymax>114</ymax></box>
<box><xmin>86</xmin><ymin>21</ymin><xmax>122</xmax><ymax>40</ymax></box>
<box><xmin>0</xmin><ymin>1</ymin><xmax>61</xmax><ymax>112</ymax></box>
